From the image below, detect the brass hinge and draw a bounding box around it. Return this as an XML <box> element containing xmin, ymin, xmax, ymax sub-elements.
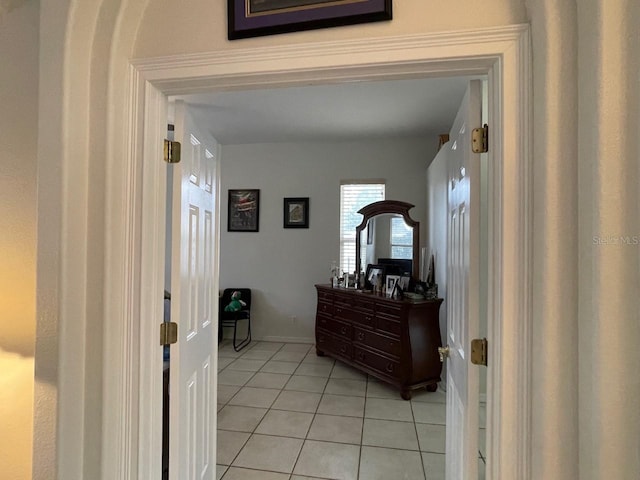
<box><xmin>160</xmin><ymin>322</ymin><xmax>178</xmax><ymax>345</ymax></box>
<box><xmin>471</xmin><ymin>124</ymin><xmax>489</xmax><ymax>153</ymax></box>
<box><xmin>470</xmin><ymin>338</ymin><xmax>488</xmax><ymax>366</ymax></box>
<box><xmin>164</xmin><ymin>139</ymin><xmax>181</xmax><ymax>164</ymax></box>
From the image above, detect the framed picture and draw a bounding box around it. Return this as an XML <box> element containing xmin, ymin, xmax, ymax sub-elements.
<box><xmin>228</xmin><ymin>189</ymin><xmax>260</xmax><ymax>232</ymax></box>
<box><xmin>365</xmin><ymin>263</ymin><xmax>386</xmax><ymax>291</ymax></box>
<box><xmin>385</xmin><ymin>274</ymin><xmax>400</xmax><ymax>297</ymax></box>
<box><xmin>283</xmin><ymin>197</ymin><xmax>309</xmax><ymax>228</ymax></box>
<box><xmin>398</xmin><ymin>275</ymin><xmax>411</xmax><ymax>291</ymax></box>
<box><xmin>228</xmin><ymin>0</ymin><xmax>393</xmax><ymax>40</ymax></box>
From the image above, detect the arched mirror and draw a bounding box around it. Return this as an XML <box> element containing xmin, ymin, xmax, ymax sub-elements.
<box><xmin>355</xmin><ymin>200</ymin><xmax>420</xmax><ymax>281</ymax></box>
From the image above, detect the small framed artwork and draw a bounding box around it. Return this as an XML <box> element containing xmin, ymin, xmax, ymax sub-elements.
<box><xmin>228</xmin><ymin>0</ymin><xmax>393</xmax><ymax>40</ymax></box>
<box><xmin>228</xmin><ymin>189</ymin><xmax>260</xmax><ymax>232</ymax></box>
<box><xmin>385</xmin><ymin>274</ymin><xmax>400</xmax><ymax>297</ymax></box>
<box><xmin>283</xmin><ymin>197</ymin><xmax>309</xmax><ymax>228</ymax></box>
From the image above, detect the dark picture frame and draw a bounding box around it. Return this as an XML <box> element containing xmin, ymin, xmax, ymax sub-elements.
<box><xmin>228</xmin><ymin>0</ymin><xmax>392</xmax><ymax>40</ymax></box>
<box><xmin>364</xmin><ymin>263</ymin><xmax>386</xmax><ymax>290</ymax></box>
<box><xmin>228</xmin><ymin>189</ymin><xmax>260</xmax><ymax>232</ymax></box>
<box><xmin>283</xmin><ymin>197</ymin><xmax>309</xmax><ymax>228</ymax></box>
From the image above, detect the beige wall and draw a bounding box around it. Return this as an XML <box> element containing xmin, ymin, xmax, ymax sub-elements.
<box><xmin>0</xmin><ymin>0</ymin><xmax>39</xmax><ymax>478</ymax></box>
<box><xmin>134</xmin><ymin>0</ymin><xmax>527</xmax><ymax>57</ymax></box>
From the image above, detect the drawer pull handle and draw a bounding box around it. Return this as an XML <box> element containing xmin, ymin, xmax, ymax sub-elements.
<box><xmin>341</xmin><ymin>326</ymin><xmax>347</xmax><ymax>335</ymax></box>
<box><xmin>340</xmin><ymin>345</ymin><xmax>347</xmax><ymax>353</ymax></box>
<box><xmin>357</xmin><ymin>332</ymin><xmax>365</xmax><ymax>341</ymax></box>
<box><xmin>336</xmin><ymin>308</ymin><xmax>342</xmax><ymax>314</ymax></box>
<box><xmin>385</xmin><ymin>363</ymin><xmax>394</xmax><ymax>373</ymax></box>
<box><xmin>357</xmin><ymin>351</ymin><xmax>365</xmax><ymax>361</ymax></box>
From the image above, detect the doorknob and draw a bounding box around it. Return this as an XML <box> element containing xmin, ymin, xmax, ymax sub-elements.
<box><xmin>438</xmin><ymin>345</ymin><xmax>450</xmax><ymax>362</ymax></box>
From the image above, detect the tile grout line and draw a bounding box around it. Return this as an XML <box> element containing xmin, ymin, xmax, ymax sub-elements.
<box><xmin>356</xmin><ymin>377</ymin><xmax>371</xmax><ymax>480</ymax></box>
<box><xmin>289</xmin><ymin>346</ymin><xmax>335</xmax><ymax>479</ymax></box>
<box><xmin>410</xmin><ymin>395</ymin><xmax>429</xmax><ymax>480</ymax></box>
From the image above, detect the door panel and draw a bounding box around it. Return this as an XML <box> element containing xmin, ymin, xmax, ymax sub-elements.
<box><xmin>445</xmin><ymin>80</ymin><xmax>482</xmax><ymax>480</ymax></box>
<box><xmin>169</xmin><ymin>101</ymin><xmax>220</xmax><ymax>480</ymax></box>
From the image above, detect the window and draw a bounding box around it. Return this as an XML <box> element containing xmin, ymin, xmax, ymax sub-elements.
<box><xmin>390</xmin><ymin>216</ymin><xmax>413</xmax><ymax>259</ymax></box>
<box><xmin>340</xmin><ymin>182</ymin><xmax>385</xmax><ymax>273</ymax></box>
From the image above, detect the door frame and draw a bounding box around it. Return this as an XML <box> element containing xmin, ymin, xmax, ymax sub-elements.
<box><xmin>105</xmin><ymin>24</ymin><xmax>532</xmax><ymax>479</ymax></box>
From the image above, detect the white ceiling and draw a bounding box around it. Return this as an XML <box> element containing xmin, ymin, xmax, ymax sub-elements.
<box><xmin>176</xmin><ymin>76</ymin><xmax>471</xmax><ymax>145</ymax></box>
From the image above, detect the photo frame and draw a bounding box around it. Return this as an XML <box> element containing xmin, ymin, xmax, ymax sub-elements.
<box><xmin>385</xmin><ymin>274</ymin><xmax>400</xmax><ymax>297</ymax></box>
<box><xmin>364</xmin><ymin>263</ymin><xmax>386</xmax><ymax>291</ymax></box>
<box><xmin>283</xmin><ymin>197</ymin><xmax>309</xmax><ymax>228</ymax></box>
<box><xmin>228</xmin><ymin>0</ymin><xmax>392</xmax><ymax>40</ymax></box>
<box><xmin>228</xmin><ymin>189</ymin><xmax>260</xmax><ymax>232</ymax></box>
<box><xmin>398</xmin><ymin>275</ymin><xmax>411</xmax><ymax>291</ymax></box>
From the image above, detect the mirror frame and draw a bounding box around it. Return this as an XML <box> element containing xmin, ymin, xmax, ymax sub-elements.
<box><xmin>355</xmin><ymin>200</ymin><xmax>420</xmax><ymax>280</ymax></box>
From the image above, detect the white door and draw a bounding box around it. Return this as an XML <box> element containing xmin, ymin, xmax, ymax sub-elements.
<box><xmin>169</xmin><ymin>101</ymin><xmax>220</xmax><ymax>480</ymax></box>
<box><xmin>445</xmin><ymin>80</ymin><xmax>482</xmax><ymax>479</ymax></box>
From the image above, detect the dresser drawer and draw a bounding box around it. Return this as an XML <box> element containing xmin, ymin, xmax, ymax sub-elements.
<box><xmin>317</xmin><ymin>316</ymin><xmax>352</xmax><ymax>340</ymax></box>
<box><xmin>317</xmin><ymin>301</ymin><xmax>334</xmax><ymax>317</ymax></box>
<box><xmin>353</xmin><ymin>346</ymin><xmax>401</xmax><ymax>380</ymax></box>
<box><xmin>317</xmin><ymin>289</ymin><xmax>334</xmax><ymax>302</ymax></box>
<box><xmin>353</xmin><ymin>327</ymin><xmax>400</xmax><ymax>357</ymax></box>
<box><xmin>351</xmin><ymin>310</ymin><xmax>375</xmax><ymax>329</ymax></box>
<box><xmin>375</xmin><ymin>316</ymin><xmax>401</xmax><ymax>337</ymax></box>
<box><xmin>334</xmin><ymin>293</ymin><xmax>355</xmax><ymax>309</ymax></box>
<box><xmin>333</xmin><ymin>303</ymin><xmax>350</xmax><ymax>322</ymax></box>
<box><xmin>354</xmin><ymin>298</ymin><xmax>374</xmax><ymax>313</ymax></box>
<box><xmin>317</xmin><ymin>329</ymin><xmax>352</xmax><ymax>360</ymax></box>
<box><xmin>376</xmin><ymin>302</ymin><xmax>402</xmax><ymax>318</ymax></box>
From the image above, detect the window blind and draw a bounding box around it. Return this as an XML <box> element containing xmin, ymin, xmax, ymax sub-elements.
<box><xmin>340</xmin><ymin>183</ymin><xmax>385</xmax><ymax>273</ymax></box>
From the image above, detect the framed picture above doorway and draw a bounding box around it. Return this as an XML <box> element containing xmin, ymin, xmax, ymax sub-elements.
<box><xmin>228</xmin><ymin>0</ymin><xmax>393</xmax><ymax>40</ymax></box>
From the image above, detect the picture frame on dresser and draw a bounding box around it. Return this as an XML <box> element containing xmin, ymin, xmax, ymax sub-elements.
<box><xmin>398</xmin><ymin>275</ymin><xmax>411</xmax><ymax>291</ymax></box>
<box><xmin>365</xmin><ymin>263</ymin><xmax>386</xmax><ymax>290</ymax></box>
<box><xmin>385</xmin><ymin>275</ymin><xmax>400</xmax><ymax>297</ymax></box>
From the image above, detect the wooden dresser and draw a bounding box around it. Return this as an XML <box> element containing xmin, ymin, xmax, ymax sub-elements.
<box><xmin>315</xmin><ymin>284</ymin><xmax>443</xmax><ymax>400</ymax></box>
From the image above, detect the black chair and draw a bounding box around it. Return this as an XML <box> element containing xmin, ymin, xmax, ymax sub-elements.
<box><xmin>219</xmin><ymin>288</ymin><xmax>252</xmax><ymax>351</ymax></box>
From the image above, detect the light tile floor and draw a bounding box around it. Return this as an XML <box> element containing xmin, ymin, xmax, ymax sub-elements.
<box><xmin>217</xmin><ymin>340</ymin><xmax>486</xmax><ymax>480</ymax></box>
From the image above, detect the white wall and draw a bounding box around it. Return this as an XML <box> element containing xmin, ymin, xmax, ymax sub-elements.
<box><xmin>219</xmin><ymin>137</ymin><xmax>436</xmax><ymax>341</ymax></box>
<box><xmin>0</xmin><ymin>1</ymin><xmax>38</xmax><ymax>479</ymax></box>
